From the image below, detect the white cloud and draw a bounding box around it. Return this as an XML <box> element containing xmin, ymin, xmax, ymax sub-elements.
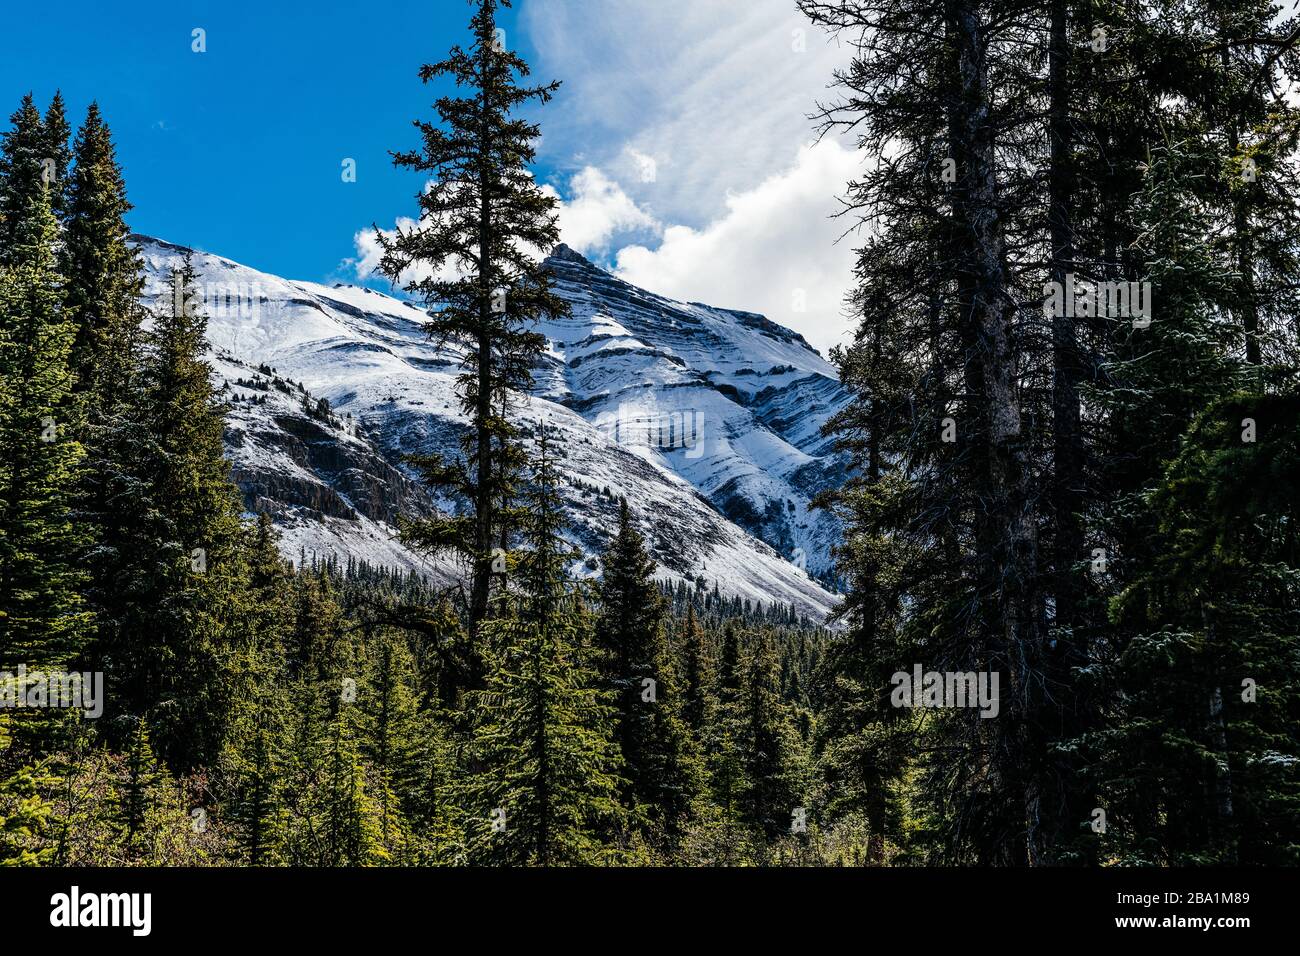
<box><xmin>521</xmin><ymin>0</ymin><xmax>853</xmax><ymax>228</ymax></box>
<box><xmin>613</xmin><ymin>140</ymin><xmax>860</xmax><ymax>356</ymax></box>
<box><xmin>544</xmin><ymin>166</ymin><xmax>659</xmax><ymax>255</ymax></box>
<box><xmin>518</xmin><ymin>0</ymin><xmax>861</xmax><ymax>353</ymax></box>
<box><xmin>350</xmin><ymin>218</ymin><xmax>401</xmax><ymax>280</ymax></box>
<box><xmin>349</xmin><ymin>216</ymin><xmax>465</xmax><ymax>289</ymax></box>
<box><xmin>351</xmin><ymin>142</ymin><xmax>862</xmax><ymax>356</ymax></box>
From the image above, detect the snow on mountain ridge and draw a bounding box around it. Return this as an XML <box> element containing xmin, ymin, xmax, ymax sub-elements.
<box><xmin>131</xmin><ymin>235</ymin><xmax>849</xmax><ymax>621</ymax></box>
<box><xmin>537</xmin><ymin>242</ymin><xmax>851</xmax><ymax>580</ymax></box>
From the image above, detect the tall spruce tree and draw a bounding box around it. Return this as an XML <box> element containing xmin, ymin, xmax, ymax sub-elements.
<box><xmin>798</xmin><ymin>0</ymin><xmax>1092</xmax><ymax>863</ymax></box>
<box><xmin>38</xmin><ymin>92</ymin><xmax>72</xmax><ymax>220</ymax></box>
<box><xmin>1070</xmin><ymin>139</ymin><xmax>1257</xmax><ymax>864</ymax></box>
<box><xmin>709</xmin><ymin>622</ymin><xmax>748</xmax><ymax>819</ymax></box>
<box><xmin>62</xmin><ymin>102</ymin><xmax>146</xmax><ymax>399</ymax></box>
<box><xmin>218</xmin><ymin>519</ymin><xmax>291</xmax><ymax>866</ymax></box>
<box><xmin>358</xmin><ymin>631</ymin><xmax>443</xmax><ymax>859</ymax></box>
<box><xmin>1088</xmin><ymin>392</ymin><xmax>1300</xmax><ymax>864</ymax></box>
<box><xmin>220</xmin><ymin>678</ymin><xmax>288</xmax><ymax>866</ymax></box>
<box><xmin>737</xmin><ymin>633</ymin><xmax>805</xmax><ymax>840</ymax></box>
<box><xmin>678</xmin><ymin>604</ymin><xmax>713</xmax><ymax>739</ymax></box>
<box><xmin>97</xmin><ymin>257</ymin><xmax>248</xmax><ymax>769</ymax></box>
<box><xmin>377</xmin><ymin>0</ymin><xmax>569</xmax><ymax>650</ymax></box>
<box><xmin>278</xmin><ymin>573</ymin><xmax>393</xmax><ymax>867</ymax></box>
<box><xmin>323</xmin><ymin>704</ymin><xmax>391</xmax><ymax>866</ymax></box>
<box><xmin>59</xmin><ymin>105</ymin><xmax>161</xmax><ymax>725</ymax></box>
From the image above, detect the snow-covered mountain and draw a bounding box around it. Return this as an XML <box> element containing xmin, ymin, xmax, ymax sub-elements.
<box><xmin>133</xmin><ymin>236</ymin><xmax>852</xmax><ymax>621</ymax></box>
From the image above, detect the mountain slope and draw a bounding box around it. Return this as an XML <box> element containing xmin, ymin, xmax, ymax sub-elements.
<box><xmin>133</xmin><ymin>236</ymin><xmax>850</xmax><ymax>620</ymax></box>
<box><xmin>539</xmin><ymin>244</ymin><xmax>850</xmax><ymax>579</ymax></box>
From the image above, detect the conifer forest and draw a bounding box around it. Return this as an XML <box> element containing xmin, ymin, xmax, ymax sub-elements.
<box><xmin>2</xmin><ymin>0</ymin><xmax>1300</xmax><ymax>910</ymax></box>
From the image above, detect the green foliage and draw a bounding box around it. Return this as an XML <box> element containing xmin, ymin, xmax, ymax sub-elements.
<box><xmin>0</xmin><ymin>95</ymin><xmax>47</xmax><ymax>262</ymax></box>
<box><xmin>116</xmin><ymin>718</ymin><xmax>165</xmax><ymax>860</ymax></box>
<box><xmin>94</xmin><ymin>257</ymin><xmax>249</xmax><ymax>770</ymax></box>
<box><xmin>596</xmin><ymin>500</ymin><xmax>699</xmax><ymax>835</ymax></box>
<box><xmin>1077</xmin><ymin>393</ymin><xmax>1300</xmax><ymax>864</ymax></box>
<box><xmin>0</xmin><ymin>743</ymin><xmax>56</xmax><ymax>866</ymax></box>
<box><xmin>357</xmin><ymin>632</ymin><xmax>460</xmax><ymax>863</ymax></box>
<box><xmin>678</xmin><ymin>605</ymin><xmax>712</xmax><ymax>737</ymax></box>
<box><xmin>8</xmin><ymin>0</ymin><xmax>1300</xmax><ymax>869</ymax></box>
<box><xmin>460</xmin><ymin>435</ymin><xmax>624</xmax><ymax>865</ymax></box>
<box><xmin>0</xmin><ymin>87</ymin><xmax>850</xmax><ymax>871</ymax></box>
<box><xmin>799</xmin><ymin>0</ymin><xmax>1300</xmax><ymax>865</ymax></box>
<box><xmin>0</xmin><ymin>179</ymin><xmax>89</xmax><ymax>671</ymax></box>
<box><xmin>62</xmin><ymin>101</ymin><xmax>146</xmax><ymax>399</ymax></box>
<box><xmin>37</xmin><ymin>92</ymin><xmax>71</xmax><ymax>218</ymax></box>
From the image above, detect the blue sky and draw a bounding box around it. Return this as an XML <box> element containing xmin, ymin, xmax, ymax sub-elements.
<box><xmin>1</xmin><ymin>0</ymin><xmax>860</xmax><ymax>354</ymax></box>
<box><xmin>0</xmin><ymin>0</ymin><xmax>535</xmax><ymax>282</ymax></box>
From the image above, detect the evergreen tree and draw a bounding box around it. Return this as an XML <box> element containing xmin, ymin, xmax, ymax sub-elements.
<box><xmin>736</xmin><ymin>633</ymin><xmax>804</xmax><ymax>840</ymax></box>
<box><xmin>242</xmin><ymin>512</ymin><xmax>293</xmax><ymax>646</ymax></box>
<box><xmin>0</xmin><ymin>753</ymin><xmax>56</xmax><ymax>865</ymax></box>
<box><xmin>1067</xmin><ymin>135</ymin><xmax>1284</xmax><ymax>864</ymax></box>
<box><xmin>596</xmin><ymin>500</ymin><xmax>697</xmax><ymax>834</ymax></box>
<box><xmin>797</xmin><ymin>0</ymin><xmax>1300</xmax><ymax>866</ymax></box>
<box><xmin>709</xmin><ymin>622</ymin><xmax>747</xmax><ymax>819</ymax></box>
<box><xmin>1182</xmin><ymin>0</ymin><xmax>1300</xmax><ymax>369</ymax></box>
<box><xmin>798</xmin><ymin>0</ymin><xmax>1131</xmax><ymax>864</ymax></box>
<box><xmin>718</xmin><ymin>621</ymin><xmax>743</xmax><ymax>699</ymax></box>
<box><xmin>377</xmin><ymin>0</ymin><xmax>569</xmax><ymax>646</ymax></box>
<box><xmin>219</xmin><ymin>525</ymin><xmax>291</xmax><ymax>867</ymax></box>
<box><xmin>0</xmin><ymin>94</ymin><xmax>46</xmax><ymax>261</ymax></box>
<box><xmin>678</xmin><ymin>604</ymin><xmax>713</xmax><ymax>739</ymax></box>
<box><xmin>38</xmin><ymin>91</ymin><xmax>72</xmax><ymax>219</ymax></box>
<box><xmin>0</xmin><ymin>177</ymin><xmax>89</xmax><ymax>672</ymax></box>
<box><xmin>323</xmin><ymin>705</ymin><xmax>390</xmax><ymax>866</ymax></box>
<box><xmin>357</xmin><ymin>631</ymin><xmax>454</xmax><ymax>861</ymax></box>
<box><xmin>220</xmin><ymin>683</ymin><xmax>287</xmax><ymax>866</ymax></box>
<box><xmin>290</xmin><ymin>568</ymin><xmax>347</xmax><ymax>683</ymax></box>
<box><xmin>61</xmin><ymin>102</ymin><xmax>146</xmax><ymax>399</ymax></box>
<box><xmin>116</xmin><ymin>718</ymin><xmax>165</xmax><ymax>861</ymax></box>
<box><xmin>461</xmin><ymin>433</ymin><xmax>623</xmax><ymax>865</ymax></box>
<box><xmin>279</xmin><ymin>609</ymin><xmax>389</xmax><ymax>867</ymax></box>
<box><xmin>1082</xmin><ymin>393</ymin><xmax>1300</xmax><ymax>864</ymax></box>
<box><xmin>60</xmin><ymin>106</ymin><xmax>162</xmax><ymax>749</ymax></box>
<box><xmin>97</xmin><ymin>257</ymin><xmax>248</xmax><ymax>769</ymax></box>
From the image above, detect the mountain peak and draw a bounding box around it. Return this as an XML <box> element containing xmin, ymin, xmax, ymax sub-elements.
<box><xmin>545</xmin><ymin>242</ymin><xmax>594</xmax><ymax>266</ymax></box>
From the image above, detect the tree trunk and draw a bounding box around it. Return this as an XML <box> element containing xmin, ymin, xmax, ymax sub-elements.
<box><xmin>470</xmin><ymin>37</ymin><xmax>495</xmax><ymax>642</ymax></box>
<box><xmin>1045</xmin><ymin>0</ymin><xmax>1089</xmax><ymax>864</ymax></box>
<box><xmin>948</xmin><ymin>0</ymin><xmax>1045</xmax><ymax>865</ymax></box>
